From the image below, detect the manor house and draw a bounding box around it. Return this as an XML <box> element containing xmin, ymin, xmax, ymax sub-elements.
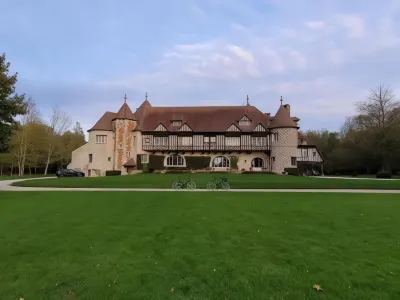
<box><xmin>68</xmin><ymin>95</ymin><xmax>323</xmax><ymax>176</ymax></box>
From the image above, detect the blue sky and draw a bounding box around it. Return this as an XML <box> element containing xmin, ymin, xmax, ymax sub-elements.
<box><xmin>2</xmin><ymin>0</ymin><xmax>400</xmax><ymax>134</ymax></box>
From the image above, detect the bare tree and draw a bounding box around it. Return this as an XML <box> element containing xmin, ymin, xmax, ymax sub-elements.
<box><xmin>355</xmin><ymin>85</ymin><xmax>400</xmax><ymax>171</ymax></box>
<box><xmin>357</xmin><ymin>85</ymin><xmax>399</xmax><ymax>128</ymax></box>
<box><xmin>44</xmin><ymin>107</ymin><xmax>72</xmax><ymax>175</ymax></box>
<box><xmin>13</xmin><ymin>98</ymin><xmax>40</xmax><ymax>175</ymax></box>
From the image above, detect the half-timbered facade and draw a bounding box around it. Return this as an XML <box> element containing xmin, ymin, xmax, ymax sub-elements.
<box><xmin>68</xmin><ymin>95</ymin><xmax>324</xmax><ymax>176</ymax></box>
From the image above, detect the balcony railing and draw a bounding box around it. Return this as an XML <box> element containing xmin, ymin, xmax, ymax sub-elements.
<box><xmin>142</xmin><ymin>144</ymin><xmax>270</xmax><ymax>151</ymax></box>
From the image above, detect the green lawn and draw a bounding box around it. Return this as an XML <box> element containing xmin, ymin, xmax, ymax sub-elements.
<box><xmin>0</xmin><ymin>174</ymin><xmax>54</xmax><ymax>181</ymax></box>
<box><xmin>12</xmin><ymin>173</ymin><xmax>400</xmax><ymax>189</ymax></box>
<box><xmin>1</xmin><ymin>191</ymin><xmax>400</xmax><ymax>299</ymax></box>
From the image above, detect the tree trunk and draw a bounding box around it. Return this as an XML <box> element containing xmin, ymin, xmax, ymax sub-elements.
<box><xmin>11</xmin><ymin>163</ymin><xmax>14</xmax><ymax>176</ymax></box>
<box><xmin>0</xmin><ymin>164</ymin><xmax>3</xmax><ymax>176</ymax></box>
<box><xmin>44</xmin><ymin>145</ymin><xmax>53</xmax><ymax>175</ymax></box>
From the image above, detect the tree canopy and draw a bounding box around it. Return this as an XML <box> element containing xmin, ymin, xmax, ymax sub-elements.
<box><xmin>0</xmin><ymin>53</ymin><xmax>26</xmax><ymax>152</ymax></box>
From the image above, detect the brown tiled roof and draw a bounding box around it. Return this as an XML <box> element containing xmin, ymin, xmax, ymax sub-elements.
<box><xmin>88</xmin><ymin>112</ymin><xmax>116</xmax><ymax>131</ymax></box>
<box><xmin>135</xmin><ymin>104</ymin><xmax>270</xmax><ymax>132</ymax></box>
<box><xmin>123</xmin><ymin>158</ymin><xmax>136</xmax><ymax>167</ymax></box>
<box><xmin>113</xmin><ymin>103</ymin><xmax>137</xmax><ymax>120</ymax></box>
<box><xmin>269</xmin><ymin>105</ymin><xmax>298</xmax><ymax>129</ymax></box>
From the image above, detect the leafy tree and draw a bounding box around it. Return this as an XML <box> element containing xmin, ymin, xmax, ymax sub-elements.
<box><xmin>0</xmin><ymin>53</ymin><xmax>26</xmax><ymax>152</ymax></box>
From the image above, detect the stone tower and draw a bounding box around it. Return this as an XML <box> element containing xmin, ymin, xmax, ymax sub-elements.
<box><xmin>269</xmin><ymin>98</ymin><xmax>299</xmax><ymax>174</ymax></box>
<box><xmin>112</xmin><ymin>95</ymin><xmax>137</xmax><ymax>171</ymax></box>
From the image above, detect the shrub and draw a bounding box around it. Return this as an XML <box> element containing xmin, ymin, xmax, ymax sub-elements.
<box><xmin>105</xmin><ymin>170</ymin><xmax>121</xmax><ymax>176</ymax></box>
<box><xmin>149</xmin><ymin>155</ymin><xmax>164</xmax><ymax>170</ymax></box>
<box><xmin>284</xmin><ymin>168</ymin><xmax>299</xmax><ymax>176</ymax></box>
<box><xmin>186</xmin><ymin>156</ymin><xmax>211</xmax><ymax>169</ymax></box>
<box><xmin>142</xmin><ymin>163</ymin><xmax>149</xmax><ymax>173</ymax></box>
<box><xmin>230</xmin><ymin>156</ymin><xmax>239</xmax><ymax>170</ymax></box>
<box><xmin>242</xmin><ymin>171</ymin><xmax>275</xmax><ymax>174</ymax></box>
<box><xmin>376</xmin><ymin>171</ymin><xmax>392</xmax><ymax>179</ymax></box>
<box><xmin>165</xmin><ymin>170</ymin><xmax>192</xmax><ymax>174</ymax></box>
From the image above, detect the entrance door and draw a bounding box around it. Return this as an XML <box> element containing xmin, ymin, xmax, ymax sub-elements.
<box><xmin>251</xmin><ymin>157</ymin><xmax>264</xmax><ymax>171</ymax></box>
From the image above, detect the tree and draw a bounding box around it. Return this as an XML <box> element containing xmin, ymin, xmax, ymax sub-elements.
<box><xmin>43</xmin><ymin>107</ymin><xmax>72</xmax><ymax>174</ymax></box>
<box><xmin>10</xmin><ymin>98</ymin><xmax>40</xmax><ymax>175</ymax></box>
<box><xmin>355</xmin><ymin>85</ymin><xmax>400</xmax><ymax>171</ymax></box>
<box><xmin>0</xmin><ymin>53</ymin><xmax>26</xmax><ymax>152</ymax></box>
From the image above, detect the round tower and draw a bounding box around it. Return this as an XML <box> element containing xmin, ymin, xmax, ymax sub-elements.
<box><xmin>269</xmin><ymin>98</ymin><xmax>299</xmax><ymax>174</ymax></box>
<box><xmin>112</xmin><ymin>95</ymin><xmax>138</xmax><ymax>172</ymax></box>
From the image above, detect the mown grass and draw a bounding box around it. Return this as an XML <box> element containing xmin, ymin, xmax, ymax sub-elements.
<box><xmin>0</xmin><ymin>174</ymin><xmax>54</xmax><ymax>181</ymax></box>
<box><xmin>1</xmin><ymin>191</ymin><xmax>400</xmax><ymax>299</ymax></box>
<box><xmin>12</xmin><ymin>173</ymin><xmax>400</xmax><ymax>189</ymax></box>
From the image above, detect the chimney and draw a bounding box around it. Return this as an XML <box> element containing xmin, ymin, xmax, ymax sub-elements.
<box><xmin>283</xmin><ymin>104</ymin><xmax>290</xmax><ymax>114</ymax></box>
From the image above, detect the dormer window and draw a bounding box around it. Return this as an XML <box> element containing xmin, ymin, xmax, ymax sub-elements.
<box><xmin>171</xmin><ymin>120</ymin><xmax>182</xmax><ymax>126</ymax></box>
<box><xmin>238</xmin><ymin>116</ymin><xmax>251</xmax><ymax>126</ymax></box>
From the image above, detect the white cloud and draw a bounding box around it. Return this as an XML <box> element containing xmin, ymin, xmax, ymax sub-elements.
<box><xmin>335</xmin><ymin>14</ymin><xmax>365</xmax><ymax>39</ymax></box>
<box><xmin>305</xmin><ymin>20</ymin><xmax>325</xmax><ymax>30</ymax></box>
<box><xmin>228</xmin><ymin>45</ymin><xmax>255</xmax><ymax>64</ymax></box>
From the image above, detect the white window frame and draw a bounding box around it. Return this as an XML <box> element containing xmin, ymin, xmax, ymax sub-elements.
<box><xmin>95</xmin><ymin>135</ymin><xmax>107</xmax><ymax>144</ymax></box>
<box><xmin>225</xmin><ymin>137</ymin><xmax>240</xmax><ymax>146</ymax></box>
<box><xmin>212</xmin><ymin>156</ymin><xmax>230</xmax><ymax>168</ymax></box>
<box><xmin>141</xmin><ymin>154</ymin><xmax>149</xmax><ymax>164</ymax></box>
<box><xmin>126</xmin><ymin>151</ymin><xmax>131</xmax><ymax>158</ymax></box>
<box><xmin>164</xmin><ymin>154</ymin><xmax>186</xmax><ymax>167</ymax></box>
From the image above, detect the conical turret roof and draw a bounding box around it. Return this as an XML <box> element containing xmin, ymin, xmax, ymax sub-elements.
<box><xmin>114</xmin><ymin>102</ymin><xmax>137</xmax><ymax>120</ymax></box>
<box><xmin>269</xmin><ymin>104</ymin><xmax>298</xmax><ymax>129</ymax></box>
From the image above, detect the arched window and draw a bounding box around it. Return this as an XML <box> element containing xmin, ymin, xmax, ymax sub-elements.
<box><xmin>212</xmin><ymin>156</ymin><xmax>230</xmax><ymax>168</ymax></box>
<box><xmin>165</xmin><ymin>154</ymin><xmax>186</xmax><ymax>167</ymax></box>
<box><xmin>251</xmin><ymin>157</ymin><xmax>264</xmax><ymax>168</ymax></box>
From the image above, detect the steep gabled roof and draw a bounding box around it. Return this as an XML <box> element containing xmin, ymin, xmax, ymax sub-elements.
<box><xmin>114</xmin><ymin>102</ymin><xmax>137</xmax><ymax>120</ymax></box>
<box><xmin>269</xmin><ymin>104</ymin><xmax>298</xmax><ymax>129</ymax></box>
<box><xmin>135</xmin><ymin>105</ymin><xmax>270</xmax><ymax>132</ymax></box>
<box><xmin>88</xmin><ymin>112</ymin><xmax>116</xmax><ymax>132</ymax></box>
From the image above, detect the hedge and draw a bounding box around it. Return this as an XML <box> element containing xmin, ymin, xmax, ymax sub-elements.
<box><xmin>242</xmin><ymin>171</ymin><xmax>275</xmax><ymax>174</ymax></box>
<box><xmin>186</xmin><ymin>156</ymin><xmax>211</xmax><ymax>169</ymax></box>
<box><xmin>105</xmin><ymin>170</ymin><xmax>121</xmax><ymax>176</ymax></box>
<box><xmin>376</xmin><ymin>171</ymin><xmax>392</xmax><ymax>179</ymax></box>
<box><xmin>284</xmin><ymin>167</ymin><xmax>299</xmax><ymax>176</ymax></box>
<box><xmin>149</xmin><ymin>155</ymin><xmax>164</xmax><ymax>171</ymax></box>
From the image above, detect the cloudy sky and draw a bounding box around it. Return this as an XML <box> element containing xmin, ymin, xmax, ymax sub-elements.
<box><xmin>2</xmin><ymin>0</ymin><xmax>400</xmax><ymax>134</ymax></box>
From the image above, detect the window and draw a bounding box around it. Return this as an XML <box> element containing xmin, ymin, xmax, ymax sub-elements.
<box><xmin>178</xmin><ymin>136</ymin><xmax>192</xmax><ymax>146</ymax></box>
<box><xmin>252</xmin><ymin>137</ymin><xmax>267</xmax><ymax>146</ymax></box>
<box><xmin>133</xmin><ymin>136</ymin><xmax>136</xmax><ymax>146</ymax></box>
<box><xmin>272</xmin><ymin>157</ymin><xmax>275</xmax><ymax>162</ymax></box>
<box><xmin>89</xmin><ymin>154</ymin><xmax>93</xmax><ymax>163</ymax></box>
<box><xmin>126</xmin><ymin>151</ymin><xmax>131</xmax><ymax>158</ymax></box>
<box><xmin>291</xmin><ymin>157</ymin><xmax>297</xmax><ymax>166</ymax></box>
<box><xmin>108</xmin><ymin>157</ymin><xmax>111</xmax><ymax>161</ymax></box>
<box><xmin>165</xmin><ymin>154</ymin><xmax>185</xmax><ymax>167</ymax></box>
<box><xmin>140</xmin><ymin>154</ymin><xmax>149</xmax><ymax>163</ymax></box>
<box><xmin>239</xmin><ymin>116</ymin><xmax>251</xmax><ymax>126</ymax></box>
<box><xmin>154</xmin><ymin>136</ymin><xmax>168</xmax><ymax>146</ymax></box>
<box><xmin>144</xmin><ymin>138</ymin><xmax>150</xmax><ymax>144</ymax></box>
<box><xmin>313</xmin><ymin>151</ymin><xmax>316</xmax><ymax>157</ymax></box>
<box><xmin>171</xmin><ymin>120</ymin><xmax>182</xmax><ymax>126</ymax></box>
<box><xmin>204</xmin><ymin>136</ymin><xmax>216</xmax><ymax>143</ymax></box>
<box><xmin>212</xmin><ymin>156</ymin><xmax>230</xmax><ymax>168</ymax></box>
<box><xmin>119</xmin><ymin>143</ymin><xmax>124</xmax><ymax>149</ymax></box>
<box><xmin>225</xmin><ymin>137</ymin><xmax>240</xmax><ymax>146</ymax></box>
<box><xmin>95</xmin><ymin>135</ymin><xmax>107</xmax><ymax>143</ymax></box>
<box><xmin>251</xmin><ymin>157</ymin><xmax>264</xmax><ymax>168</ymax></box>
<box><xmin>273</xmin><ymin>133</ymin><xmax>279</xmax><ymax>141</ymax></box>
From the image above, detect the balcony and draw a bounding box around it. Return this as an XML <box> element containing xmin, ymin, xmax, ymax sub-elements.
<box><xmin>142</xmin><ymin>144</ymin><xmax>270</xmax><ymax>151</ymax></box>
